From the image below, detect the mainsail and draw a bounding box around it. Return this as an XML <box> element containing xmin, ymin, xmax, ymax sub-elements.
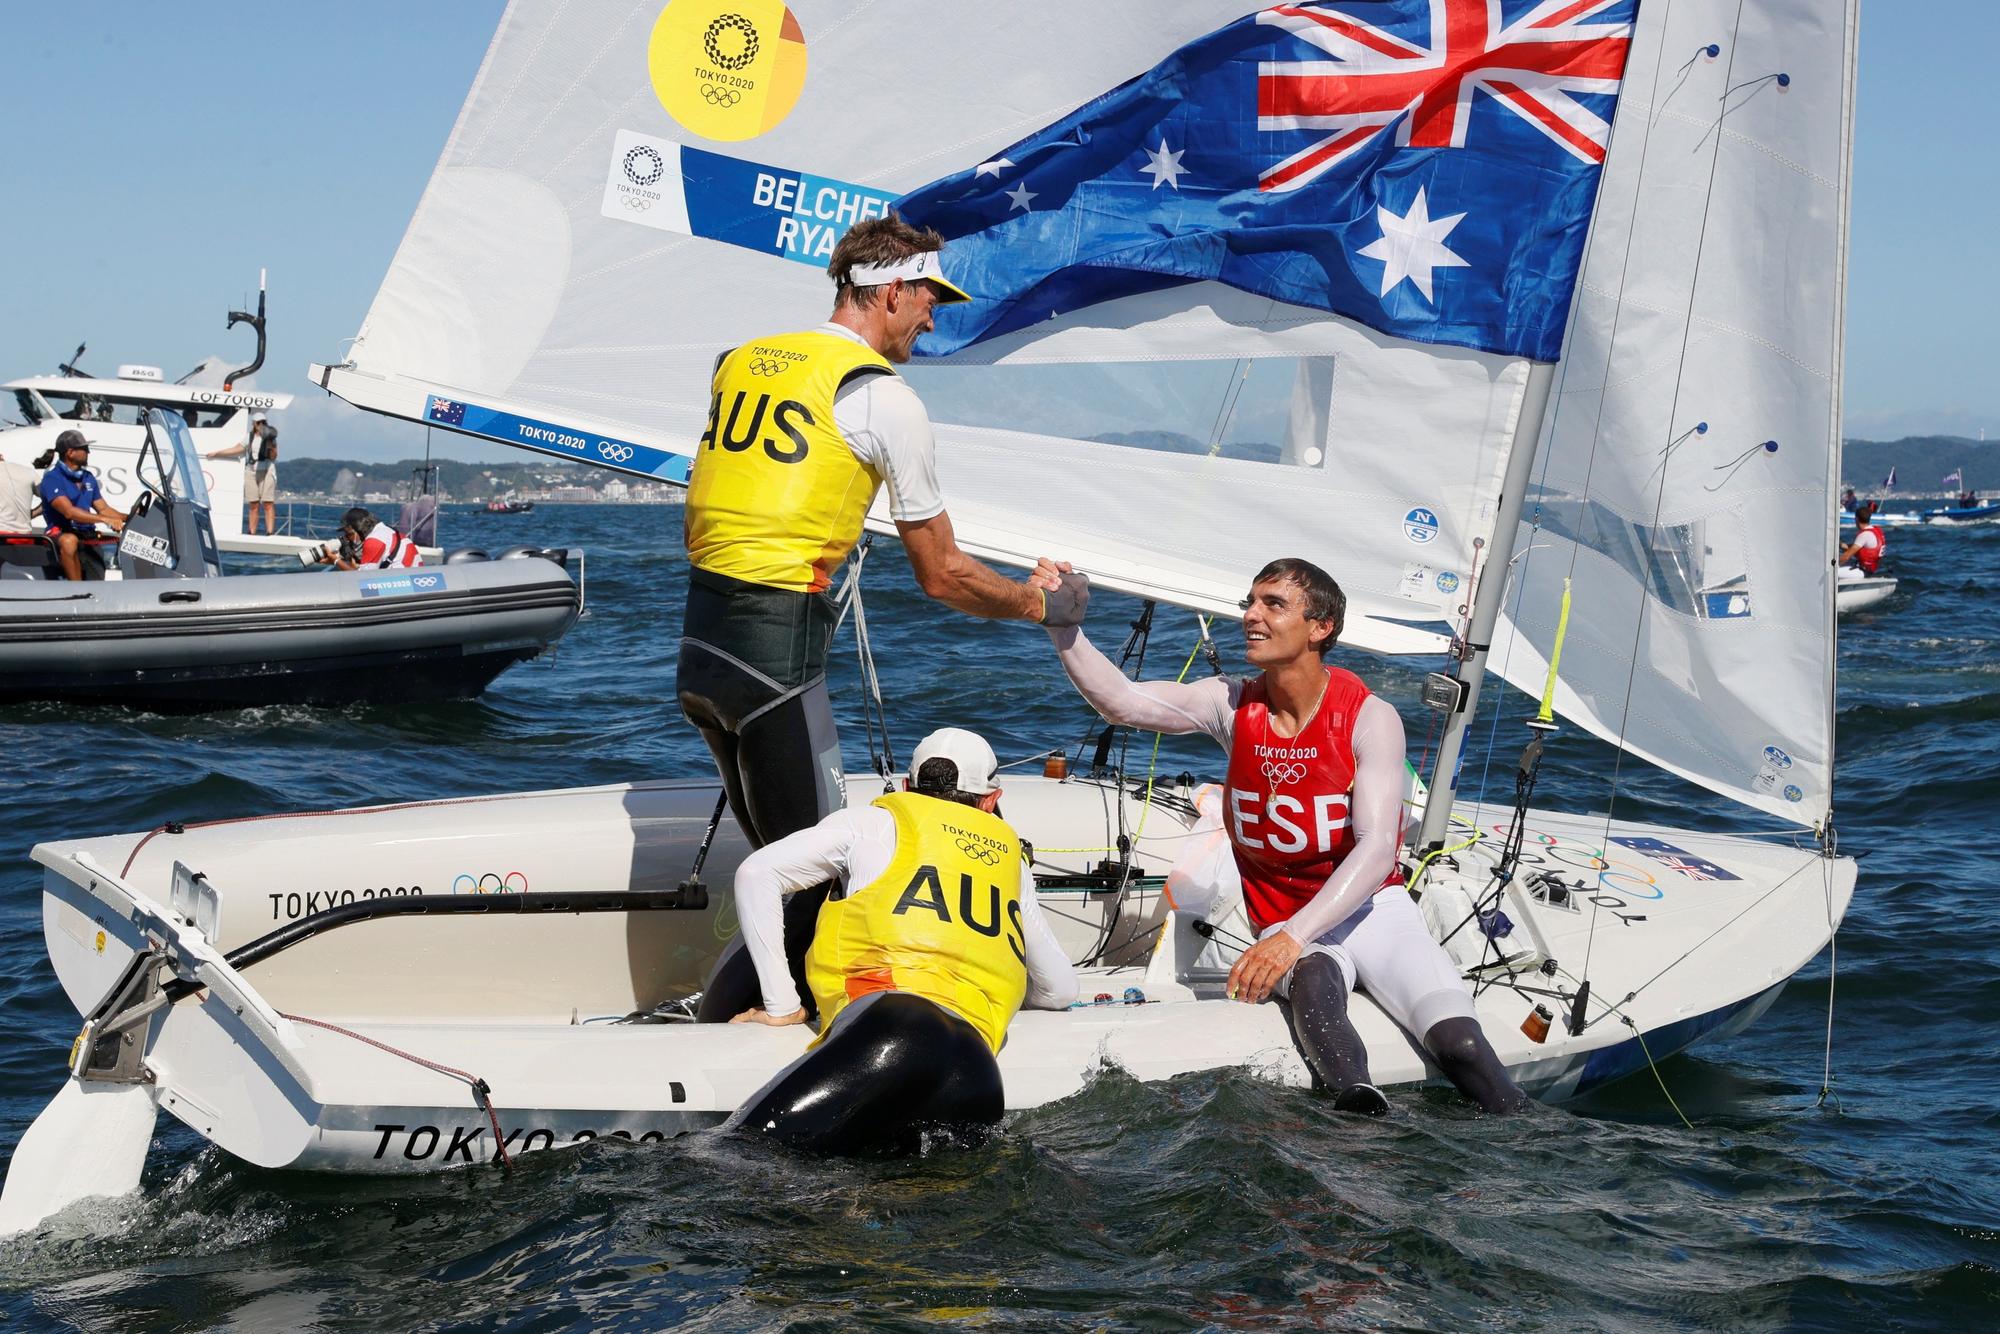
<box><xmin>312</xmin><ymin>0</ymin><xmax>1850</xmax><ymax>828</ymax></box>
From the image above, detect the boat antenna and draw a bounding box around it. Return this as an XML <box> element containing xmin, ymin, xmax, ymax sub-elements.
<box><xmin>223</xmin><ymin>270</ymin><xmax>268</xmax><ymax>391</ymax></box>
<box><xmin>57</xmin><ymin>343</ymin><xmax>88</xmax><ymax>378</ymax></box>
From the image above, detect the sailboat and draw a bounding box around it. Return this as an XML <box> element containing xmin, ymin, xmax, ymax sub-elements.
<box><xmin>3</xmin><ymin>0</ymin><xmax>1857</xmax><ymax>1231</ymax></box>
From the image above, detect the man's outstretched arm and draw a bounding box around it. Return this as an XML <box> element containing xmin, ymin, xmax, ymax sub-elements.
<box><xmin>897</xmin><ymin>511</ymin><xmax>1085</xmax><ymax>624</ymax></box>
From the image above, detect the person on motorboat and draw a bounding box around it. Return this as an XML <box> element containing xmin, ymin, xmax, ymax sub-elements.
<box><xmin>678</xmin><ymin>213</ymin><xmax>1086</xmax><ymax>1023</ymax></box>
<box><xmin>1839</xmin><ymin>486</ymin><xmax>1857</xmax><ymax>512</ymax></box>
<box><xmin>0</xmin><ymin>453</ymin><xmax>39</xmax><ymax>533</ymax></box>
<box><xmin>724</xmin><ymin>727</ymin><xmax>1078</xmax><ymax>1155</ymax></box>
<box><xmin>1959</xmin><ymin>488</ymin><xmax>1978</xmax><ymax>510</ymax></box>
<box><xmin>1046</xmin><ymin>557</ymin><xmax>1527</xmax><ymax>1114</ymax></box>
<box><xmin>36</xmin><ymin>430</ymin><xmax>126</xmax><ymax>580</ymax></box>
<box><xmin>315</xmin><ymin>507</ymin><xmax>423</xmax><ymax>571</ymax></box>
<box><xmin>1839</xmin><ymin>502</ymin><xmax>1885</xmax><ymax>580</ymax></box>
<box><xmin>205</xmin><ymin>412</ymin><xmax>280</xmax><ymax>535</ymax></box>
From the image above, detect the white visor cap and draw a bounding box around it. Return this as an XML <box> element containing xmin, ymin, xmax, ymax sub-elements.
<box><xmin>845</xmin><ymin>249</ymin><xmax>971</xmax><ymax>304</ymax></box>
<box><xmin>909</xmin><ymin>727</ymin><xmax>1000</xmax><ymax>795</ymax></box>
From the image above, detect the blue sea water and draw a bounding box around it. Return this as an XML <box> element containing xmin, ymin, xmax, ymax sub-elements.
<box><xmin>1</xmin><ymin>504</ymin><xmax>1994</xmax><ymax>1331</ymax></box>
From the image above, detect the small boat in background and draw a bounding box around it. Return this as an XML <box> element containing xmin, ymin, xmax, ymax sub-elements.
<box><xmin>484</xmin><ymin>499</ymin><xmax>534</xmax><ymax>514</ymax></box>
<box><xmin>1921</xmin><ymin>499</ymin><xmax>2000</xmax><ymax>524</ymax></box>
<box><xmin>0</xmin><ymin>412</ymin><xmax>582</xmax><ymax>708</ymax></box>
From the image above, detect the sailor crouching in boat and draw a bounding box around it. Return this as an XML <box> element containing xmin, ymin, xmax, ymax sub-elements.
<box><xmin>1048</xmin><ymin>558</ymin><xmax>1527</xmax><ymax>1114</ymax></box>
<box><xmin>312</xmin><ymin>508</ymin><xmax>423</xmax><ymax>571</ymax></box>
<box><xmin>724</xmin><ymin>728</ymin><xmax>1079</xmax><ymax>1154</ymax></box>
<box><xmin>677</xmin><ymin>213</ymin><xmax>1087</xmax><ymax>1023</ymax></box>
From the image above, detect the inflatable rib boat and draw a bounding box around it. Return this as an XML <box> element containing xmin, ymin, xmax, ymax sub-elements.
<box><xmin>0</xmin><ymin>411</ymin><xmax>580</xmax><ymax>707</ymax></box>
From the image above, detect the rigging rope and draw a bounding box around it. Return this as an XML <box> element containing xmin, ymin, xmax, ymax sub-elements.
<box><xmin>282</xmin><ymin>1012</ymin><xmax>513</xmax><ymax>1168</ymax></box>
<box><xmin>1574</xmin><ymin>0</ymin><xmax>1752</xmax><ymax>993</ymax></box>
<box><xmin>833</xmin><ymin>536</ymin><xmax>897</xmax><ymax>785</ymax></box>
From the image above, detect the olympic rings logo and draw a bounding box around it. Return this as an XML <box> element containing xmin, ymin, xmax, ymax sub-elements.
<box><xmin>954</xmin><ymin>838</ymin><xmax>1004</xmax><ymax>866</ymax></box>
<box><xmin>453</xmin><ymin>871</ymin><xmax>529</xmax><ymax>895</ymax></box>
<box><xmin>700</xmin><ymin>86</ymin><xmax>743</xmax><ymax>107</ymax></box>
<box><xmin>1260</xmin><ymin>760</ymin><xmax>1307</xmax><ymax>787</ymax></box>
<box><xmin>622</xmin><ymin>145</ymin><xmax>664</xmax><ymax>187</ymax></box>
<box><xmin>598</xmin><ymin>443</ymin><xmax>636</xmax><ymax>463</ymax></box>
<box><xmin>621</xmin><ymin>195</ymin><xmax>654</xmax><ymax>213</ymax></box>
<box><xmin>747</xmin><ymin>357</ymin><xmax>786</xmax><ymax>377</ymax></box>
<box><xmin>704</xmin><ymin>14</ymin><xmax>760</xmax><ymax>70</ymax></box>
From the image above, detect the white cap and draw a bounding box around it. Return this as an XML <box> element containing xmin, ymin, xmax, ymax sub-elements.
<box><xmin>909</xmin><ymin>727</ymin><xmax>999</xmax><ymax>795</ymax></box>
<box><xmin>845</xmin><ymin>249</ymin><xmax>971</xmax><ymax>304</ymax></box>
<box><xmin>251</xmin><ymin>412</ymin><xmax>268</xmax><ymax>422</ymax></box>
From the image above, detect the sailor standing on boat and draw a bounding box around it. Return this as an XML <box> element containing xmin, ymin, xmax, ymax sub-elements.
<box><xmin>725</xmin><ymin>727</ymin><xmax>1078</xmax><ymax>1154</ymax></box>
<box><xmin>679</xmin><ymin>214</ymin><xmax>1086</xmax><ymax>1022</ymax></box>
<box><xmin>1048</xmin><ymin>558</ymin><xmax>1526</xmax><ymax>1114</ymax></box>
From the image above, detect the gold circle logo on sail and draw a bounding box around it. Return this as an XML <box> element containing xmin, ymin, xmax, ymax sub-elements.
<box><xmin>648</xmin><ymin>0</ymin><xmax>806</xmax><ymax>142</ymax></box>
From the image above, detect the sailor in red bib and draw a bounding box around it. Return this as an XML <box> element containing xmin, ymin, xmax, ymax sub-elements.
<box><xmin>1839</xmin><ymin>501</ymin><xmax>1886</xmax><ymax>578</ymax></box>
<box><xmin>1047</xmin><ymin>558</ymin><xmax>1525</xmax><ymax>1113</ymax></box>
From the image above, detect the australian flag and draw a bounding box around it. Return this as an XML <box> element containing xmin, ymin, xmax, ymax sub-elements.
<box><xmin>1608</xmin><ymin>836</ymin><xmax>1742</xmax><ymax>883</ymax></box>
<box><xmin>897</xmin><ymin>1</ymin><xmax>1635</xmax><ymax>361</ymax></box>
<box><xmin>426</xmin><ymin>396</ymin><xmax>466</xmax><ymax>427</ymax></box>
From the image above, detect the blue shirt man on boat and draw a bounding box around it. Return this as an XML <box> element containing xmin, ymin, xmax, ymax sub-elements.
<box><xmin>37</xmin><ymin>430</ymin><xmax>126</xmax><ymax>581</ymax></box>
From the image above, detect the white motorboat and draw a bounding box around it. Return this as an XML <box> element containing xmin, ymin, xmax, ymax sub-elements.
<box><xmin>0</xmin><ymin>278</ymin><xmax>434</xmax><ymax>561</ymax></box>
<box><xmin>0</xmin><ymin>411</ymin><xmax>582</xmax><ymax>707</ymax></box>
<box><xmin>3</xmin><ymin>0</ymin><xmax>1860</xmax><ymax>1232</ymax></box>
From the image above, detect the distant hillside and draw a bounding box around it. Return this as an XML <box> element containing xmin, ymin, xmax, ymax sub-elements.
<box><xmin>282</xmin><ymin>456</ymin><xmax>610</xmax><ymax>499</ymax></box>
<box><xmin>1842</xmin><ymin>435</ymin><xmax>2000</xmax><ymax>493</ymax></box>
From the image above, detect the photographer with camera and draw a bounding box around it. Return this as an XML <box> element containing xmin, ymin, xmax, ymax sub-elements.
<box><xmin>305</xmin><ymin>507</ymin><xmax>422</xmax><ymax>571</ymax></box>
<box><xmin>205</xmin><ymin>411</ymin><xmax>280</xmax><ymax>535</ymax></box>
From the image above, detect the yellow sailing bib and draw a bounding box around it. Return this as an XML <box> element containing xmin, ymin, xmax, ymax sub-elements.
<box><xmin>805</xmin><ymin>792</ymin><xmax>1031</xmax><ymax>1053</ymax></box>
<box><xmin>685</xmin><ymin>330</ymin><xmax>892</xmax><ymax>593</ymax></box>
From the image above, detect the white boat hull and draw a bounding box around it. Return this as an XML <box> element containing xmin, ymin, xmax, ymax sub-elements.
<box><xmin>22</xmin><ymin>776</ymin><xmax>1853</xmax><ymax>1178</ymax></box>
<box><xmin>1835</xmin><ymin>575</ymin><xmax>1897</xmax><ymax>613</ymax></box>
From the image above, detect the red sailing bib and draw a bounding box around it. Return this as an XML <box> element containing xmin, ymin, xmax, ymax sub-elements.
<box><xmin>1854</xmin><ymin>523</ymin><xmax>1884</xmax><ymax>574</ymax></box>
<box><xmin>1224</xmin><ymin>668</ymin><xmax>1396</xmax><ymax>932</ymax></box>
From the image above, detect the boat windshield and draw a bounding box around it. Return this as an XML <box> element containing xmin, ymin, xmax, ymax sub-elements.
<box><xmin>140</xmin><ymin>408</ymin><xmax>213</xmax><ymax>511</ymax></box>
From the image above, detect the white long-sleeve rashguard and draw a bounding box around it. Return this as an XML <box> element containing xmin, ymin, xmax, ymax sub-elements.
<box><xmin>1047</xmin><ymin>625</ymin><xmax>1409</xmax><ymax>946</ymax></box>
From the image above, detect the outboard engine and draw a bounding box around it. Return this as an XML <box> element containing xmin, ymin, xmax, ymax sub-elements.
<box><xmin>497</xmin><ymin>546</ymin><xmax>572</xmax><ymax>572</ymax></box>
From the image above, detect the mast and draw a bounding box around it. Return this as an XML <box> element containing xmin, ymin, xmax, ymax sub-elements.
<box><xmin>1414</xmin><ymin>359</ymin><xmax>1557</xmax><ymax>853</ymax></box>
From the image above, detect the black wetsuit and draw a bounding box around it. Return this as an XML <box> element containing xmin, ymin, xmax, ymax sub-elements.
<box><xmin>726</xmin><ymin>992</ymin><xmax>1005</xmax><ymax>1155</ymax></box>
<box><xmin>678</xmin><ymin>567</ymin><xmax>846</xmax><ymax>1021</ymax></box>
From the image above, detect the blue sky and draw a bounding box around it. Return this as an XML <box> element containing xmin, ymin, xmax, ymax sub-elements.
<box><xmin>1</xmin><ymin>2</ymin><xmax>1992</xmax><ymax>462</ymax></box>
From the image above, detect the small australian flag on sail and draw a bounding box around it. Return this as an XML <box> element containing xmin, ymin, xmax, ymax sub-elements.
<box><xmin>896</xmin><ymin>1</ymin><xmax>1635</xmax><ymax>361</ymax></box>
<box><xmin>426</xmin><ymin>396</ymin><xmax>467</xmax><ymax>427</ymax></box>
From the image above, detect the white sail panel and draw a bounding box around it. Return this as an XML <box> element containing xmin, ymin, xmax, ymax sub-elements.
<box><xmin>1488</xmin><ymin>0</ymin><xmax>1854</xmax><ymax>824</ymax></box>
<box><xmin>323</xmin><ymin>0</ymin><xmax>1531</xmax><ymax>657</ymax></box>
